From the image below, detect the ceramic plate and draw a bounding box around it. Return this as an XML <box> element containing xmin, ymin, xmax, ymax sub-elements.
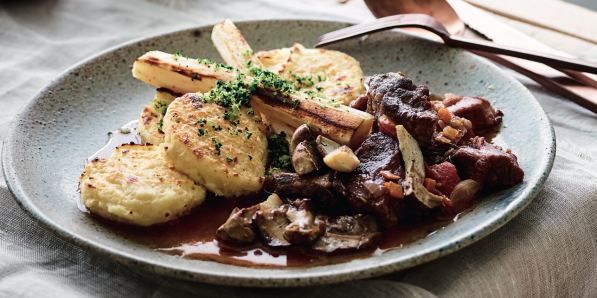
<box><xmin>2</xmin><ymin>20</ymin><xmax>555</xmax><ymax>287</ymax></box>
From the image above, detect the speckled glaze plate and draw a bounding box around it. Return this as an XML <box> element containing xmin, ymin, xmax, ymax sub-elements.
<box><xmin>2</xmin><ymin>20</ymin><xmax>555</xmax><ymax>287</ymax></box>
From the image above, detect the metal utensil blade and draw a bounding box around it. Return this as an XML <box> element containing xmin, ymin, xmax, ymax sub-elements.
<box><xmin>448</xmin><ymin>0</ymin><xmax>567</xmax><ymax>55</ymax></box>
<box><xmin>448</xmin><ymin>0</ymin><xmax>597</xmax><ymax>113</ymax></box>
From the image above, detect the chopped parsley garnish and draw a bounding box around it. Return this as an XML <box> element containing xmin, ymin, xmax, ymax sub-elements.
<box><xmin>208</xmin><ymin>122</ymin><xmax>223</xmax><ymax>131</ymax></box>
<box><xmin>242</xmin><ymin>50</ymin><xmax>255</xmax><ymax>56</ymax></box>
<box><xmin>153</xmin><ymin>99</ymin><xmax>169</xmax><ymax>132</ymax></box>
<box><xmin>192</xmin><ymin>72</ymin><xmax>198</xmax><ymax>81</ymax></box>
<box><xmin>193</xmin><ymin>57</ymin><xmax>234</xmax><ymax>71</ymax></box>
<box><xmin>212</xmin><ymin>138</ymin><xmax>222</xmax><ymax>155</ymax></box>
<box><xmin>317</xmin><ymin>75</ymin><xmax>327</xmax><ymax>82</ymax></box>
<box><xmin>315</xmin><ymin>86</ymin><xmax>323</xmax><ymax>91</ymax></box>
<box><xmin>265</xmin><ymin>167</ymin><xmax>282</xmax><ymax>176</ymax></box>
<box><xmin>292</xmin><ymin>98</ymin><xmax>301</xmax><ymax>110</ymax></box>
<box><xmin>248</xmin><ymin>155</ymin><xmax>252</xmax><ymax>160</ymax></box>
<box><xmin>173</xmin><ymin>52</ymin><xmax>182</xmax><ymax>61</ymax></box>
<box><xmin>304</xmin><ymin>90</ymin><xmax>316</xmax><ymax>99</ymax></box>
<box><xmin>328</xmin><ymin>99</ymin><xmax>341</xmax><ymax>108</ymax></box>
<box><xmin>186</xmin><ymin>57</ymin><xmax>300</xmax><ymax>158</ymax></box>
<box><xmin>267</xmin><ymin>131</ymin><xmax>292</xmax><ymax>169</ymax></box>
<box><xmin>199</xmin><ymin>65</ymin><xmax>296</xmax><ymax>128</ymax></box>
<box><xmin>292</xmin><ymin>74</ymin><xmax>314</xmax><ymax>87</ymax></box>
<box><xmin>248</xmin><ymin>65</ymin><xmax>297</xmax><ymax>94</ymax></box>
<box><xmin>107</xmin><ymin>132</ymin><xmax>113</xmax><ymax>137</ymax></box>
<box><xmin>320</xmin><ymin>104</ymin><xmax>327</xmax><ymax>109</ymax></box>
<box><xmin>226</xmin><ymin>157</ymin><xmax>234</xmax><ymax>162</ymax></box>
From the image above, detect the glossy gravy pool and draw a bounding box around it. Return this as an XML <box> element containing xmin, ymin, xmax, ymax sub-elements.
<box><xmin>82</xmin><ymin>120</ymin><xmax>484</xmax><ymax>269</ymax></box>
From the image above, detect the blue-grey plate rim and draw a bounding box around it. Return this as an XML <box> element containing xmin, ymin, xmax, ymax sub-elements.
<box><xmin>2</xmin><ymin>19</ymin><xmax>556</xmax><ymax>287</ymax></box>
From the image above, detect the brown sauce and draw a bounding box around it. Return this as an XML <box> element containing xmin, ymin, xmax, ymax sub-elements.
<box><xmin>475</xmin><ymin>122</ymin><xmax>502</xmax><ymax>145</ymax></box>
<box><xmin>94</xmin><ymin>192</ymin><xmax>464</xmax><ymax>269</ymax></box>
<box><xmin>84</xmin><ymin>119</ymin><xmax>481</xmax><ymax>269</ymax></box>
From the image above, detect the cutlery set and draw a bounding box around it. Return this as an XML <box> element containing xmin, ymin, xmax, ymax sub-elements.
<box><xmin>316</xmin><ymin>0</ymin><xmax>597</xmax><ymax>114</ymax></box>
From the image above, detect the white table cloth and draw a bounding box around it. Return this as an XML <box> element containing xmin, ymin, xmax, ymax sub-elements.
<box><xmin>1</xmin><ymin>0</ymin><xmax>596</xmax><ymax>296</ymax></box>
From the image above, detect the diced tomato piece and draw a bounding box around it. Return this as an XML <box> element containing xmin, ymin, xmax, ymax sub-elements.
<box><xmin>438</xmin><ymin>108</ymin><xmax>452</xmax><ymax>124</ymax></box>
<box><xmin>425</xmin><ymin>162</ymin><xmax>462</xmax><ymax>197</ymax></box>
<box><xmin>378</xmin><ymin>114</ymin><xmax>397</xmax><ymax>138</ymax></box>
<box><xmin>384</xmin><ymin>182</ymin><xmax>404</xmax><ymax>199</ymax></box>
<box><xmin>380</xmin><ymin>170</ymin><xmax>400</xmax><ymax>180</ymax></box>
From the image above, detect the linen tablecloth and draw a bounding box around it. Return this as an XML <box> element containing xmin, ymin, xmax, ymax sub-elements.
<box><xmin>1</xmin><ymin>0</ymin><xmax>596</xmax><ymax>297</ymax></box>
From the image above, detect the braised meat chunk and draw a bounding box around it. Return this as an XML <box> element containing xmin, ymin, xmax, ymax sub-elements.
<box><xmin>349</xmin><ymin>93</ymin><xmax>368</xmax><ymax>111</ymax></box>
<box><xmin>264</xmin><ymin>172</ymin><xmax>335</xmax><ymax>211</ymax></box>
<box><xmin>453</xmin><ymin>136</ymin><xmax>524</xmax><ymax>186</ymax></box>
<box><xmin>366</xmin><ymin>73</ymin><xmax>438</xmax><ymax>148</ymax></box>
<box><xmin>334</xmin><ymin>132</ymin><xmax>406</xmax><ymax>227</ymax></box>
<box><xmin>444</xmin><ymin>97</ymin><xmax>503</xmax><ymax>129</ymax></box>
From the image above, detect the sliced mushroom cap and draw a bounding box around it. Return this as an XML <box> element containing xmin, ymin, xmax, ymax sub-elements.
<box><xmin>289</xmin><ymin>124</ymin><xmax>315</xmax><ymax>156</ymax></box>
<box><xmin>317</xmin><ymin>214</ymin><xmax>379</xmax><ymax>235</ymax></box>
<box><xmin>292</xmin><ymin>140</ymin><xmax>323</xmax><ymax>175</ymax></box>
<box><xmin>260</xmin><ymin>193</ymin><xmax>284</xmax><ymax>210</ymax></box>
<box><xmin>254</xmin><ymin>194</ymin><xmax>291</xmax><ymax>246</ymax></box>
<box><xmin>255</xmin><ymin>205</ymin><xmax>291</xmax><ymax>246</ymax></box>
<box><xmin>311</xmin><ymin>232</ymin><xmax>384</xmax><ymax>253</ymax></box>
<box><xmin>311</xmin><ymin>214</ymin><xmax>384</xmax><ymax>253</ymax></box>
<box><xmin>315</xmin><ymin>135</ymin><xmax>341</xmax><ymax>158</ymax></box>
<box><xmin>216</xmin><ymin>206</ymin><xmax>259</xmax><ymax>244</ymax></box>
<box><xmin>396</xmin><ymin>125</ymin><xmax>443</xmax><ymax>209</ymax></box>
<box><xmin>283</xmin><ymin>199</ymin><xmax>324</xmax><ymax>245</ymax></box>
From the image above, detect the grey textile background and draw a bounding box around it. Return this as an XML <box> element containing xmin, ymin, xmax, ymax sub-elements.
<box><xmin>1</xmin><ymin>0</ymin><xmax>597</xmax><ymax>297</ymax></box>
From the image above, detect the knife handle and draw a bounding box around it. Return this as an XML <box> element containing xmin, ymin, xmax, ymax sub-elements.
<box><xmin>449</xmin><ymin>36</ymin><xmax>597</xmax><ymax>75</ymax></box>
<box><xmin>472</xmin><ymin>50</ymin><xmax>597</xmax><ymax>114</ymax></box>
